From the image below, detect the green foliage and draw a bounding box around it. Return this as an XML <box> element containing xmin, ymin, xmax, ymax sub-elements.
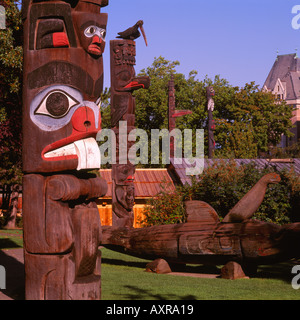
<box><xmin>134</xmin><ymin>56</ymin><xmax>180</xmax><ymax>134</ymax></box>
<box><xmin>0</xmin><ymin>0</ymin><xmax>23</xmax><ymax>186</ymax></box>
<box><xmin>141</xmin><ymin>183</ymin><xmax>185</xmax><ymax>226</ymax></box>
<box><xmin>216</xmin><ymin>121</ymin><xmax>257</xmax><ymax>158</ymax></box>
<box><xmin>271</xmin><ymin>141</ymin><xmax>300</xmax><ymax>159</ymax></box>
<box><xmin>185</xmin><ymin>161</ymin><xmax>300</xmax><ymax>225</ymax></box>
<box><xmin>142</xmin><ymin>161</ymin><xmax>300</xmax><ymax>226</ymax></box>
<box><xmin>215</xmin><ymin>82</ymin><xmax>293</xmax><ymax>157</ymax></box>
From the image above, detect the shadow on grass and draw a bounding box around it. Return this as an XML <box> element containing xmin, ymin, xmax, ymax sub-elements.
<box><xmin>0</xmin><ymin>249</ymin><xmax>25</xmax><ymax>300</ymax></box>
<box><xmin>102</xmin><ymin>256</ymin><xmax>221</xmax><ymax>275</ymax></box>
<box><xmin>0</xmin><ymin>238</ymin><xmax>22</xmax><ymax>250</ymax></box>
<box><xmin>256</xmin><ymin>261</ymin><xmax>299</xmax><ymax>284</ymax></box>
<box><xmin>102</xmin><ymin>258</ymin><xmax>149</xmax><ymax>269</ymax></box>
<box><xmin>120</xmin><ymin>285</ymin><xmax>197</xmax><ymax>300</ymax></box>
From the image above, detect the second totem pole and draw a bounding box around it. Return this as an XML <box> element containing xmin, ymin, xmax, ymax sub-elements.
<box><xmin>110</xmin><ymin>31</ymin><xmax>150</xmax><ymax>228</ymax></box>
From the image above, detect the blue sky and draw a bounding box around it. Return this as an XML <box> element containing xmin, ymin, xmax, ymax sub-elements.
<box><xmin>102</xmin><ymin>0</ymin><xmax>300</xmax><ymax>89</ymax></box>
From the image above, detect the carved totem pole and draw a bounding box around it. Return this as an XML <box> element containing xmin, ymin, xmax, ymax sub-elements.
<box><xmin>22</xmin><ymin>0</ymin><xmax>108</xmax><ymax>300</ymax></box>
<box><xmin>110</xmin><ymin>22</ymin><xmax>150</xmax><ymax>228</ymax></box>
<box><xmin>206</xmin><ymin>86</ymin><xmax>215</xmax><ymax>159</ymax></box>
<box><xmin>168</xmin><ymin>74</ymin><xmax>192</xmax><ymax>158</ymax></box>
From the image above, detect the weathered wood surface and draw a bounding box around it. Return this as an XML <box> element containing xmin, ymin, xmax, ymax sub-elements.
<box><xmin>223</xmin><ymin>173</ymin><xmax>281</xmax><ymax>222</ymax></box>
<box><xmin>102</xmin><ymin>220</ymin><xmax>300</xmax><ymax>265</ymax></box>
<box><xmin>110</xmin><ymin>38</ymin><xmax>150</xmax><ymax>228</ymax></box>
<box><xmin>102</xmin><ymin>200</ymin><xmax>300</xmax><ymax>266</ymax></box>
<box><xmin>22</xmin><ymin>0</ymin><xmax>108</xmax><ymax>300</ymax></box>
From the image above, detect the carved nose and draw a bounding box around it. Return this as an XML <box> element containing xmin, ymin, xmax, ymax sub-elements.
<box><xmin>72</xmin><ymin>107</ymin><xmax>96</xmax><ymax>133</ymax></box>
<box><xmin>92</xmin><ymin>35</ymin><xmax>101</xmax><ymax>45</ymax></box>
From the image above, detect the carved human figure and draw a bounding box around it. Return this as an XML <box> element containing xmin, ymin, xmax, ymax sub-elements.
<box><xmin>22</xmin><ymin>0</ymin><xmax>108</xmax><ymax>300</ymax></box>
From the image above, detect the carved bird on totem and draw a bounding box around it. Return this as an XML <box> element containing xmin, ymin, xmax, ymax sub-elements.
<box><xmin>117</xmin><ymin>20</ymin><xmax>148</xmax><ymax>46</ymax></box>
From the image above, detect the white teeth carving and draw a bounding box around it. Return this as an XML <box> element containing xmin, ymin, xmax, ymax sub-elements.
<box><xmin>74</xmin><ymin>138</ymin><xmax>101</xmax><ymax>171</ymax></box>
<box><xmin>44</xmin><ymin>143</ymin><xmax>77</xmax><ymax>159</ymax></box>
<box><xmin>44</xmin><ymin>137</ymin><xmax>101</xmax><ymax>171</ymax></box>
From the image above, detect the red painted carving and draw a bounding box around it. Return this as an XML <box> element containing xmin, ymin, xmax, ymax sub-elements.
<box><xmin>22</xmin><ymin>0</ymin><xmax>108</xmax><ymax>300</ymax></box>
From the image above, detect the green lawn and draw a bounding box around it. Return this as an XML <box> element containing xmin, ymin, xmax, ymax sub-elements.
<box><xmin>100</xmin><ymin>247</ymin><xmax>300</xmax><ymax>300</ymax></box>
<box><xmin>0</xmin><ymin>229</ymin><xmax>23</xmax><ymax>249</ymax></box>
<box><xmin>1</xmin><ymin>229</ymin><xmax>300</xmax><ymax>300</ymax></box>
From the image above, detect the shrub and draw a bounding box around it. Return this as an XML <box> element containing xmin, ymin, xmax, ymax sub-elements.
<box><xmin>141</xmin><ymin>184</ymin><xmax>186</xmax><ymax>227</ymax></box>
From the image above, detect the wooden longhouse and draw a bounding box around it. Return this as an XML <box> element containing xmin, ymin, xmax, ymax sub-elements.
<box><xmin>97</xmin><ymin>168</ymin><xmax>177</xmax><ymax>228</ymax></box>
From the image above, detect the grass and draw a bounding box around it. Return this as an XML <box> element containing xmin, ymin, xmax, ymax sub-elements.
<box><xmin>1</xmin><ymin>229</ymin><xmax>300</xmax><ymax>300</ymax></box>
<box><xmin>0</xmin><ymin>229</ymin><xmax>23</xmax><ymax>249</ymax></box>
<box><xmin>100</xmin><ymin>248</ymin><xmax>300</xmax><ymax>300</ymax></box>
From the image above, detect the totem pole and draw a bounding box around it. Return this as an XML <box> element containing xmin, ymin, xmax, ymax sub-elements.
<box><xmin>22</xmin><ymin>0</ymin><xmax>108</xmax><ymax>300</ymax></box>
<box><xmin>110</xmin><ymin>22</ymin><xmax>150</xmax><ymax>228</ymax></box>
<box><xmin>206</xmin><ymin>86</ymin><xmax>215</xmax><ymax>159</ymax></box>
<box><xmin>168</xmin><ymin>74</ymin><xmax>176</xmax><ymax>158</ymax></box>
<box><xmin>168</xmin><ymin>74</ymin><xmax>192</xmax><ymax>158</ymax></box>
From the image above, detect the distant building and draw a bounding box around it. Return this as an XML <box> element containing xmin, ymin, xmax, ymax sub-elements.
<box><xmin>263</xmin><ymin>53</ymin><xmax>300</xmax><ymax>147</ymax></box>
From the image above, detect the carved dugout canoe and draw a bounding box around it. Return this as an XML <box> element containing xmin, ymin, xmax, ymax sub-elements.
<box><xmin>102</xmin><ymin>200</ymin><xmax>300</xmax><ymax>266</ymax></box>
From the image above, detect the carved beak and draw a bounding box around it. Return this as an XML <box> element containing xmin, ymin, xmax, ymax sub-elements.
<box><xmin>139</xmin><ymin>24</ymin><xmax>148</xmax><ymax>46</ymax></box>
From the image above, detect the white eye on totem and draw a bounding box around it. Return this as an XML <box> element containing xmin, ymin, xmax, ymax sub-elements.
<box><xmin>84</xmin><ymin>25</ymin><xmax>106</xmax><ymax>40</ymax></box>
<box><xmin>34</xmin><ymin>90</ymin><xmax>80</xmax><ymax>119</ymax></box>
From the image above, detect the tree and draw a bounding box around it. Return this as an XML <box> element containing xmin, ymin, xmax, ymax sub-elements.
<box><xmin>215</xmin><ymin>82</ymin><xmax>293</xmax><ymax>158</ymax></box>
<box><xmin>216</xmin><ymin>120</ymin><xmax>257</xmax><ymax>159</ymax></box>
<box><xmin>134</xmin><ymin>56</ymin><xmax>180</xmax><ymax>135</ymax></box>
<box><xmin>0</xmin><ymin>0</ymin><xmax>22</xmax><ymax>228</ymax></box>
<box><xmin>133</xmin><ymin>57</ymin><xmax>294</xmax><ymax>161</ymax></box>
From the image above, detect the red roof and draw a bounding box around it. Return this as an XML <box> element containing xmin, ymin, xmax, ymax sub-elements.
<box><xmin>99</xmin><ymin>168</ymin><xmax>176</xmax><ymax>198</ymax></box>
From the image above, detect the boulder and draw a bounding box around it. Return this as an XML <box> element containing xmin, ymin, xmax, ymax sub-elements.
<box><xmin>221</xmin><ymin>261</ymin><xmax>249</xmax><ymax>280</ymax></box>
<box><xmin>146</xmin><ymin>259</ymin><xmax>172</xmax><ymax>274</ymax></box>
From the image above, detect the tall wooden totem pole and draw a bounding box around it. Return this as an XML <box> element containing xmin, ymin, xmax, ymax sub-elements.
<box><xmin>206</xmin><ymin>86</ymin><xmax>215</xmax><ymax>159</ymax></box>
<box><xmin>22</xmin><ymin>0</ymin><xmax>108</xmax><ymax>300</ymax></box>
<box><xmin>110</xmin><ymin>23</ymin><xmax>150</xmax><ymax>228</ymax></box>
<box><xmin>168</xmin><ymin>74</ymin><xmax>193</xmax><ymax>158</ymax></box>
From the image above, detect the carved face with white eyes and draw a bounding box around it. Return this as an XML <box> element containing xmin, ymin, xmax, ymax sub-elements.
<box><xmin>79</xmin><ymin>23</ymin><xmax>106</xmax><ymax>57</ymax></box>
<box><xmin>22</xmin><ymin>10</ymin><xmax>107</xmax><ymax>174</ymax></box>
